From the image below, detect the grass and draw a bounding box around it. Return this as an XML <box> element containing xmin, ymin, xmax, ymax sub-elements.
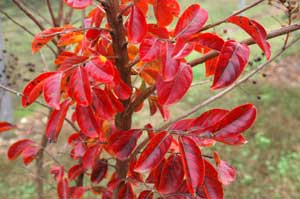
<box><xmin>1</xmin><ymin>0</ymin><xmax>300</xmax><ymax>198</ymax></box>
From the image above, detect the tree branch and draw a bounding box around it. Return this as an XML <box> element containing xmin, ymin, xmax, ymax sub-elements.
<box><xmin>0</xmin><ymin>9</ymin><xmax>57</xmax><ymax>55</ymax></box>
<box><xmin>159</xmin><ymin>36</ymin><xmax>300</xmax><ymax>130</ymax></box>
<box><xmin>189</xmin><ymin>23</ymin><xmax>300</xmax><ymax>67</ymax></box>
<box><xmin>200</xmin><ymin>0</ymin><xmax>266</xmax><ymax>32</ymax></box>
<box><xmin>0</xmin><ymin>84</ymin><xmax>79</xmax><ymax>132</ymax></box>
<box><xmin>12</xmin><ymin>0</ymin><xmax>45</xmax><ymax>31</ymax></box>
<box><xmin>46</xmin><ymin>0</ymin><xmax>58</xmax><ymax>26</ymax></box>
<box><xmin>57</xmin><ymin>0</ymin><xmax>65</xmax><ymax>26</ymax></box>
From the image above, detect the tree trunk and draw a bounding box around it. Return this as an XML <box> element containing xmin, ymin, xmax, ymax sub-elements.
<box><xmin>0</xmin><ymin>16</ymin><xmax>13</xmax><ymax>123</ymax></box>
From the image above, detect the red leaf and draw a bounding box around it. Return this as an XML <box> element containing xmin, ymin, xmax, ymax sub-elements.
<box><xmin>128</xmin><ymin>5</ymin><xmax>147</xmax><ymax>43</ymax></box>
<box><xmin>69</xmin><ymin>187</ymin><xmax>85</xmax><ymax>199</ymax></box>
<box><xmin>92</xmin><ymin>88</ymin><xmax>119</xmax><ymax>120</ymax></box>
<box><xmin>82</xmin><ymin>144</ymin><xmax>102</xmax><ymax>169</ymax></box>
<box><xmin>76</xmin><ymin>105</ymin><xmax>101</xmax><ymax>138</ymax></box>
<box><xmin>211</xmin><ymin>40</ymin><xmax>250</xmax><ymax>89</ymax></box>
<box><xmin>87</xmin><ymin>7</ymin><xmax>105</xmax><ymax>27</ymax></box>
<box><xmin>0</xmin><ymin>122</ymin><xmax>15</xmax><ymax>133</ymax></box>
<box><xmin>69</xmin><ymin>67</ymin><xmax>92</xmax><ymax>106</ymax></box>
<box><xmin>91</xmin><ymin>160</ymin><xmax>108</xmax><ymax>184</ymax></box>
<box><xmin>147</xmin><ymin>24</ymin><xmax>169</xmax><ymax>39</ymax></box>
<box><xmin>169</xmin><ymin>118</ymin><xmax>194</xmax><ymax>131</ymax></box>
<box><xmin>189</xmin><ymin>109</ymin><xmax>229</xmax><ymax>134</ymax></box>
<box><xmin>135</xmin><ymin>132</ymin><xmax>172</xmax><ymax>173</ymax></box>
<box><xmin>218</xmin><ymin>134</ymin><xmax>247</xmax><ymax>145</ymax></box>
<box><xmin>7</xmin><ymin>139</ymin><xmax>34</xmax><ymax>160</ymax></box>
<box><xmin>85</xmin><ymin>57</ymin><xmax>114</xmax><ymax>84</ymax></box>
<box><xmin>108</xmin><ymin>129</ymin><xmax>142</xmax><ymax>160</ymax></box>
<box><xmin>178</xmin><ymin>136</ymin><xmax>204</xmax><ymax>195</ymax></box>
<box><xmin>138</xmin><ymin>190</ymin><xmax>153</xmax><ymax>199</ymax></box>
<box><xmin>106</xmin><ymin>89</ymin><xmax>125</xmax><ymax>112</ymax></box>
<box><xmin>70</xmin><ymin>142</ymin><xmax>86</xmax><ymax>160</ymax></box>
<box><xmin>174</xmin><ymin>4</ymin><xmax>208</xmax><ymax>40</ymax></box>
<box><xmin>32</xmin><ymin>27</ymin><xmax>64</xmax><ymax>53</ymax></box>
<box><xmin>68</xmin><ymin>164</ymin><xmax>85</xmax><ymax>181</ymax></box>
<box><xmin>227</xmin><ymin>16</ymin><xmax>271</xmax><ymax>60</ymax></box>
<box><xmin>157</xmin><ymin>62</ymin><xmax>193</xmax><ymax>105</ymax></box>
<box><xmin>161</xmin><ymin>42</ymin><xmax>181</xmax><ymax>81</ymax></box>
<box><xmin>46</xmin><ymin>99</ymin><xmax>72</xmax><ymax>143</ymax></box>
<box><xmin>44</xmin><ymin>72</ymin><xmax>63</xmax><ymax>110</ymax></box>
<box><xmin>56</xmin><ymin>53</ymin><xmax>88</xmax><ymax>72</ymax></box>
<box><xmin>21</xmin><ymin>145</ymin><xmax>39</xmax><ymax>165</ymax></box>
<box><xmin>213</xmin><ymin>104</ymin><xmax>257</xmax><ymax>139</ymax></box>
<box><xmin>200</xmin><ymin>160</ymin><xmax>224</xmax><ymax>199</ymax></box>
<box><xmin>57</xmin><ymin>31</ymin><xmax>83</xmax><ymax>46</ymax></box>
<box><xmin>63</xmin><ymin>0</ymin><xmax>92</xmax><ymax>9</ymax></box>
<box><xmin>128</xmin><ymin>158</ymin><xmax>144</xmax><ymax>183</ymax></box>
<box><xmin>139</xmin><ymin>37</ymin><xmax>162</xmax><ymax>62</ymax></box>
<box><xmin>118</xmin><ymin>182</ymin><xmax>135</xmax><ymax>199</ymax></box>
<box><xmin>57</xmin><ymin>178</ymin><xmax>70</xmax><ymax>199</ymax></box>
<box><xmin>172</xmin><ymin>38</ymin><xmax>194</xmax><ymax>59</ymax></box>
<box><xmin>22</xmin><ymin>72</ymin><xmax>56</xmax><ymax>107</ymax></box>
<box><xmin>50</xmin><ymin>166</ymin><xmax>65</xmax><ymax>181</ymax></box>
<box><xmin>194</xmin><ymin>33</ymin><xmax>225</xmax><ymax>51</ymax></box>
<box><xmin>112</xmin><ymin>76</ymin><xmax>132</xmax><ymax>100</ymax></box>
<box><xmin>145</xmin><ymin>158</ymin><xmax>165</xmax><ymax>188</ymax></box>
<box><xmin>158</xmin><ymin>154</ymin><xmax>184</xmax><ymax>194</ymax></box>
<box><xmin>154</xmin><ymin>0</ymin><xmax>180</xmax><ymax>27</ymax></box>
<box><xmin>213</xmin><ymin>152</ymin><xmax>236</xmax><ymax>185</ymax></box>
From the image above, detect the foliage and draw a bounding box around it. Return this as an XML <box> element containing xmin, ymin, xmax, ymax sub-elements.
<box><xmin>1</xmin><ymin>0</ymin><xmax>287</xmax><ymax>198</ymax></box>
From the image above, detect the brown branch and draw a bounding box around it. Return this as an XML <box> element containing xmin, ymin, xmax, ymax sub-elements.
<box><xmin>104</xmin><ymin>0</ymin><xmax>133</xmax><ymax>198</ymax></box>
<box><xmin>0</xmin><ymin>9</ymin><xmax>35</xmax><ymax>37</ymax></box>
<box><xmin>124</xmin><ymin>86</ymin><xmax>156</xmax><ymax>116</ymax></box>
<box><xmin>0</xmin><ymin>9</ymin><xmax>57</xmax><ymax>55</ymax></box>
<box><xmin>12</xmin><ymin>0</ymin><xmax>45</xmax><ymax>31</ymax></box>
<box><xmin>63</xmin><ymin>7</ymin><xmax>74</xmax><ymax>25</ymax></box>
<box><xmin>21</xmin><ymin>0</ymin><xmax>52</xmax><ymax>25</ymax></box>
<box><xmin>200</xmin><ymin>0</ymin><xmax>266</xmax><ymax>32</ymax></box>
<box><xmin>189</xmin><ymin>23</ymin><xmax>300</xmax><ymax>67</ymax></box>
<box><xmin>46</xmin><ymin>0</ymin><xmax>58</xmax><ymax>26</ymax></box>
<box><xmin>158</xmin><ymin>36</ymin><xmax>300</xmax><ymax>130</ymax></box>
<box><xmin>0</xmin><ymin>84</ymin><xmax>79</xmax><ymax>132</ymax></box>
<box><xmin>57</xmin><ymin>0</ymin><xmax>65</xmax><ymax>26</ymax></box>
<box><xmin>35</xmin><ymin>134</ymin><xmax>48</xmax><ymax>199</ymax></box>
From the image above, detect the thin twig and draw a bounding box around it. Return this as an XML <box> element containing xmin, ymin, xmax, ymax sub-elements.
<box><xmin>189</xmin><ymin>23</ymin><xmax>300</xmax><ymax>67</ymax></box>
<box><xmin>21</xmin><ymin>0</ymin><xmax>52</xmax><ymax>25</ymax></box>
<box><xmin>158</xmin><ymin>36</ymin><xmax>300</xmax><ymax>130</ymax></box>
<box><xmin>12</xmin><ymin>0</ymin><xmax>45</xmax><ymax>31</ymax></box>
<box><xmin>0</xmin><ymin>83</ymin><xmax>79</xmax><ymax>132</ymax></box>
<box><xmin>57</xmin><ymin>0</ymin><xmax>64</xmax><ymax>26</ymax></box>
<box><xmin>0</xmin><ymin>9</ymin><xmax>57</xmax><ymax>55</ymax></box>
<box><xmin>20</xmin><ymin>165</ymin><xmax>56</xmax><ymax>190</ymax></box>
<box><xmin>46</xmin><ymin>0</ymin><xmax>57</xmax><ymax>26</ymax></box>
<box><xmin>63</xmin><ymin>7</ymin><xmax>74</xmax><ymax>25</ymax></box>
<box><xmin>191</xmin><ymin>80</ymin><xmax>210</xmax><ymax>87</ymax></box>
<box><xmin>200</xmin><ymin>0</ymin><xmax>266</xmax><ymax>32</ymax></box>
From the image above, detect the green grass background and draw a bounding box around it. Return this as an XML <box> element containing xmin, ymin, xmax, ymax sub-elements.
<box><xmin>1</xmin><ymin>0</ymin><xmax>300</xmax><ymax>198</ymax></box>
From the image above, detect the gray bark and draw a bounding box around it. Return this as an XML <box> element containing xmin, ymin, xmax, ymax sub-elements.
<box><xmin>0</xmin><ymin>16</ymin><xmax>13</xmax><ymax>123</ymax></box>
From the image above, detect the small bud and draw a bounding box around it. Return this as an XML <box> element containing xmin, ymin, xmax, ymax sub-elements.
<box><xmin>257</xmin><ymin>96</ymin><xmax>261</xmax><ymax>100</ymax></box>
<box><xmin>254</xmin><ymin>57</ymin><xmax>262</xmax><ymax>62</ymax></box>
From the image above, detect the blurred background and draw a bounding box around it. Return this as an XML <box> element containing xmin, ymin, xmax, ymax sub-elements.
<box><xmin>0</xmin><ymin>0</ymin><xmax>300</xmax><ymax>198</ymax></box>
